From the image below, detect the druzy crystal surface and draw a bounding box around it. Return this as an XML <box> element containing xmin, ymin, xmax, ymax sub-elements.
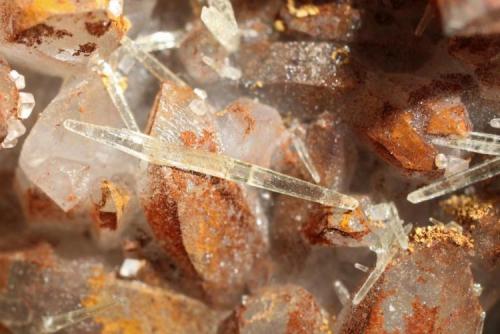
<box><xmin>0</xmin><ymin>1</ymin><xmax>499</xmax><ymax>333</ymax></box>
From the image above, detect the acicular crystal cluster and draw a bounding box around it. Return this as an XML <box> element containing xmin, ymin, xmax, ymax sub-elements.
<box><xmin>0</xmin><ymin>0</ymin><xmax>498</xmax><ymax>333</ymax></box>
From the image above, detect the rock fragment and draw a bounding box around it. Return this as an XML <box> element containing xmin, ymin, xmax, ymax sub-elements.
<box><xmin>218</xmin><ymin>284</ymin><xmax>333</xmax><ymax>334</ymax></box>
<box><xmin>336</xmin><ymin>236</ymin><xmax>483</xmax><ymax>333</ymax></box>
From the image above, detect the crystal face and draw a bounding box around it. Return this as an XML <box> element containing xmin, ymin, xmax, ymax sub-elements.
<box><xmin>0</xmin><ymin>1</ymin><xmax>499</xmax><ymax>334</ymax></box>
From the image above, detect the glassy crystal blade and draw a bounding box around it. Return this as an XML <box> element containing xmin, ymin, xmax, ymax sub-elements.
<box><xmin>290</xmin><ymin>132</ymin><xmax>321</xmax><ymax>184</ymax></box>
<box><xmin>476</xmin><ymin>311</ymin><xmax>486</xmax><ymax>334</ymax></box>
<box><xmin>414</xmin><ymin>3</ymin><xmax>435</xmax><ymax>36</ymax></box>
<box><xmin>91</xmin><ymin>57</ymin><xmax>140</xmax><ymax>131</ymax></box>
<box><xmin>432</xmin><ymin>132</ymin><xmax>500</xmax><ymax>156</ymax></box>
<box><xmin>333</xmin><ymin>280</ymin><xmax>351</xmax><ymax>306</ymax></box>
<box><xmin>354</xmin><ymin>263</ymin><xmax>369</xmax><ymax>272</ymax></box>
<box><xmin>352</xmin><ymin>246</ymin><xmax>398</xmax><ymax>305</ymax></box>
<box><xmin>407</xmin><ymin>157</ymin><xmax>500</xmax><ymax>203</ymax></box>
<box><xmin>134</xmin><ymin>31</ymin><xmax>186</xmax><ymax>52</ymax></box>
<box><xmin>120</xmin><ymin>36</ymin><xmax>186</xmax><ymax>86</ymax></box>
<box><xmin>63</xmin><ymin>120</ymin><xmax>359</xmax><ymax>210</ymax></box>
<box><xmin>40</xmin><ymin>301</ymin><xmax>118</xmax><ymax>333</ymax></box>
<box><xmin>201</xmin><ymin>0</ymin><xmax>240</xmax><ymax>53</ymax></box>
<box><xmin>388</xmin><ymin>203</ymin><xmax>409</xmax><ymax>250</ymax></box>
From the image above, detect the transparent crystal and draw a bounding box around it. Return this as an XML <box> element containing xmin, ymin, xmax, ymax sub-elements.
<box><xmin>63</xmin><ymin>120</ymin><xmax>359</xmax><ymax>210</ymax></box>
<box><xmin>119</xmin><ymin>259</ymin><xmax>145</xmax><ymax>278</ymax></box>
<box><xmin>476</xmin><ymin>312</ymin><xmax>486</xmax><ymax>334</ymax></box>
<box><xmin>408</xmin><ymin>157</ymin><xmax>500</xmax><ymax>203</ymax></box>
<box><xmin>107</xmin><ymin>0</ymin><xmax>123</xmax><ymax>17</ymax></box>
<box><xmin>333</xmin><ymin>280</ymin><xmax>351</xmax><ymax>306</ymax></box>
<box><xmin>435</xmin><ymin>153</ymin><xmax>448</xmax><ymax>169</ymax></box>
<box><xmin>445</xmin><ymin>155</ymin><xmax>470</xmax><ymax>177</ymax></box>
<box><xmin>432</xmin><ymin>132</ymin><xmax>500</xmax><ymax>156</ymax></box>
<box><xmin>201</xmin><ymin>0</ymin><xmax>240</xmax><ymax>53</ymax></box>
<box><xmin>120</xmin><ymin>36</ymin><xmax>186</xmax><ymax>86</ymax></box>
<box><xmin>19</xmin><ymin>73</ymin><xmax>136</xmax><ymax>211</ymax></box>
<box><xmin>365</xmin><ymin>203</ymin><xmax>392</xmax><ymax>221</ymax></box>
<box><xmin>135</xmin><ymin>31</ymin><xmax>186</xmax><ymax>53</ymax></box>
<box><xmin>17</xmin><ymin>92</ymin><xmax>35</xmax><ymax>119</ymax></box>
<box><xmin>1</xmin><ymin>118</ymin><xmax>26</xmax><ymax>148</ymax></box>
<box><xmin>201</xmin><ymin>56</ymin><xmax>242</xmax><ymax>80</ymax></box>
<box><xmin>289</xmin><ymin>120</ymin><xmax>321</xmax><ymax>184</ymax></box>
<box><xmin>353</xmin><ymin>245</ymin><xmax>398</xmax><ymax>305</ymax></box>
<box><xmin>40</xmin><ymin>301</ymin><xmax>118</xmax><ymax>333</ymax></box>
<box><xmin>354</xmin><ymin>263</ymin><xmax>369</xmax><ymax>272</ymax></box>
<box><xmin>8</xmin><ymin>70</ymin><xmax>25</xmax><ymax>90</ymax></box>
<box><xmin>90</xmin><ymin>56</ymin><xmax>140</xmax><ymax>131</ymax></box>
<box><xmin>472</xmin><ymin>283</ymin><xmax>483</xmax><ymax>297</ymax></box>
<box><xmin>387</xmin><ymin>203</ymin><xmax>409</xmax><ymax>250</ymax></box>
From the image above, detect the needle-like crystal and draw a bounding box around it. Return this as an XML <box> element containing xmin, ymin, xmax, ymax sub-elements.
<box><xmin>407</xmin><ymin>156</ymin><xmax>500</xmax><ymax>203</ymax></box>
<box><xmin>134</xmin><ymin>31</ymin><xmax>186</xmax><ymax>53</ymax></box>
<box><xmin>63</xmin><ymin>120</ymin><xmax>359</xmax><ymax>210</ymax></box>
<box><xmin>432</xmin><ymin>132</ymin><xmax>500</xmax><ymax>156</ymax></box>
<box><xmin>120</xmin><ymin>36</ymin><xmax>186</xmax><ymax>86</ymax></box>
<box><xmin>91</xmin><ymin>57</ymin><xmax>140</xmax><ymax>131</ymax></box>
<box><xmin>289</xmin><ymin>121</ymin><xmax>321</xmax><ymax>184</ymax></box>
<box><xmin>40</xmin><ymin>301</ymin><xmax>118</xmax><ymax>333</ymax></box>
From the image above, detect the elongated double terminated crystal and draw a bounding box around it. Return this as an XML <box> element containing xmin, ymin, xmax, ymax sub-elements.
<box><xmin>408</xmin><ymin>129</ymin><xmax>500</xmax><ymax>204</ymax></box>
<box><xmin>63</xmin><ymin>120</ymin><xmax>359</xmax><ymax>210</ymax></box>
<box><xmin>432</xmin><ymin>132</ymin><xmax>500</xmax><ymax>156</ymax></box>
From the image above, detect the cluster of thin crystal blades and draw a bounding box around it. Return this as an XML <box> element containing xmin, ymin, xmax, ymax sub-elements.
<box><xmin>409</xmin><ymin>129</ymin><xmax>500</xmax><ymax>203</ymax></box>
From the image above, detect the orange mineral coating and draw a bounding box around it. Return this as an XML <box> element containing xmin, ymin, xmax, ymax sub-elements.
<box><xmin>219</xmin><ymin>285</ymin><xmax>332</xmax><ymax>334</ymax></box>
<box><xmin>11</xmin><ymin>0</ymin><xmax>117</xmax><ymax>31</ymax></box>
<box><xmin>404</xmin><ymin>299</ymin><xmax>439</xmax><ymax>334</ymax></box>
<box><xmin>366</xmin><ymin>112</ymin><xmax>437</xmax><ymax>172</ymax></box>
<box><xmin>426</xmin><ymin>104</ymin><xmax>471</xmax><ymax>137</ymax></box>
<box><xmin>83</xmin><ymin>273</ymin><xmax>223</xmax><ymax>334</ymax></box>
<box><xmin>144</xmin><ymin>164</ymin><xmax>266</xmax><ymax>307</ymax></box>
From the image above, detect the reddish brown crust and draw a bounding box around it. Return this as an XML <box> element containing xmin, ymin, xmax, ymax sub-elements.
<box><xmin>404</xmin><ymin>300</ymin><xmax>438</xmax><ymax>334</ymax></box>
<box><xmin>84</xmin><ymin>20</ymin><xmax>112</xmax><ymax>37</ymax></box>
<box><xmin>143</xmin><ymin>166</ymin><xmax>200</xmax><ymax>280</ymax></box>
<box><xmin>72</xmin><ymin>42</ymin><xmax>97</xmax><ymax>57</ymax></box>
<box><xmin>25</xmin><ymin>188</ymin><xmax>69</xmax><ymax>221</ymax></box>
<box><xmin>12</xmin><ymin>23</ymin><xmax>72</xmax><ymax>47</ymax></box>
<box><xmin>226</xmin><ymin>101</ymin><xmax>256</xmax><ymax>136</ymax></box>
<box><xmin>366</xmin><ymin>112</ymin><xmax>437</xmax><ymax>172</ymax></box>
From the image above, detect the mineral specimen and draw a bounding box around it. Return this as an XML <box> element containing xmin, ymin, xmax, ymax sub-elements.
<box><xmin>0</xmin><ymin>0</ymin><xmax>499</xmax><ymax>333</ymax></box>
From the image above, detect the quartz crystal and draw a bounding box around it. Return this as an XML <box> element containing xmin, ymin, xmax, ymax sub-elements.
<box><xmin>0</xmin><ymin>1</ymin><xmax>499</xmax><ymax>333</ymax></box>
<box><xmin>19</xmin><ymin>72</ymin><xmax>137</xmax><ymax>212</ymax></box>
<box><xmin>336</xmin><ymin>235</ymin><xmax>484</xmax><ymax>333</ymax></box>
<box><xmin>0</xmin><ymin>0</ymin><xmax>129</xmax><ymax>76</ymax></box>
<box><xmin>218</xmin><ymin>285</ymin><xmax>332</xmax><ymax>334</ymax></box>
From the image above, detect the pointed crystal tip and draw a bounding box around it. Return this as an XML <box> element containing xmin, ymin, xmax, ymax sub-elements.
<box><xmin>407</xmin><ymin>192</ymin><xmax>419</xmax><ymax>204</ymax></box>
